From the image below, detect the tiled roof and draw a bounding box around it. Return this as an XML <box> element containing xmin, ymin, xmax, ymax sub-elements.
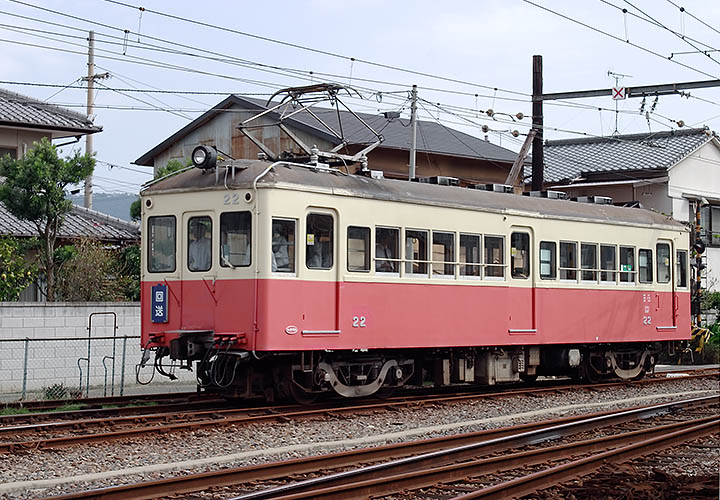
<box><xmin>530</xmin><ymin>128</ymin><xmax>715</xmax><ymax>183</ymax></box>
<box><xmin>0</xmin><ymin>203</ymin><xmax>139</xmax><ymax>242</ymax></box>
<box><xmin>0</xmin><ymin>88</ymin><xmax>102</xmax><ymax>135</ymax></box>
<box><xmin>135</xmin><ymin>94</ymin><xmax>518</xmax><ymax>166</ymax></box>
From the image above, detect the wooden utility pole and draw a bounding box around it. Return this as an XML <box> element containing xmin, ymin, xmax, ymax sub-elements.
<box><xmin>409</xmin><ymin>85</ymin><xmax>418</xmax><ymax>180</ymax></box>
<box><xmin>84</xmin><ymin>31</ymin><xmax>95</xmax><ymax>210</ymax></box>
<box><xmin>531</xmin><ymin>55</ymin><xmax>544</xmax><ymax>192</ymax></box>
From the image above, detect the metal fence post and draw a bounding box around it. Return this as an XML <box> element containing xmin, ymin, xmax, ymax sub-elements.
<box><xmin>21</xmin><ymin>338</ymin><xmax>29</xmax><ymax>400</ymax></box>
<box><xmin>119</xmin><ymin>336</ymin><xmax>127</xmax><ymax>396</ymax></box>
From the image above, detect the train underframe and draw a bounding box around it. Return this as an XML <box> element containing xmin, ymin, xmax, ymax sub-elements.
<box><xmin>141</xmin><ymin>333</ymin><xmax>680</xmax><ymax>403</ymax></box>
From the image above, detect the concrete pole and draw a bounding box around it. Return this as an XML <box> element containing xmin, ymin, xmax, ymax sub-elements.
<box><xmin>409</xmin><ymin>85</ymin><xmax>417</xmax><ymax>181</ymax></box>
<box><xmin>84</xmin><ymin>30</ymin><xmax>95</xmax><ymax>210</ymax></box>
<box><xmin>531</xmin><ymin>55</ymin><xmax>544</xmax><ymax>192</ymax></box>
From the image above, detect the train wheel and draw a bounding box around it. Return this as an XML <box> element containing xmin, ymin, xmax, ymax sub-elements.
<box><xmin>375</xmin><ymin>386</ymin><xmax>397</xmax><ymax>399</ymax></box>
<box><xmin>289</xmin><ymin>381</ymin><xmax>318</xmax><ymax>405</ymax></box>
<box><xmin>519</xmin><ymin>373</ymin><xmax>538</xmax><ymax>383</ymax></box>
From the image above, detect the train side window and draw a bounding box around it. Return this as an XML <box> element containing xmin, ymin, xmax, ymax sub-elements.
<box><xmin>432</xmin><ymin>231</ymin><xmax>455</xmax><ymax>277</ymax></box>
<box><xmin>188</xmin><ymin>216</ymin><xmax>212</xmax><ymax>272</ymax></box>
<box><xmin>375</xmin><ymin>227</ymin><xmax>399</xmax><ymax>273</ymax></box>
<box><xmin>619</xmin><ymin>246</ymin><xmax>635</xmax><ymax>283</ymax></box>
<box><xmin>272</xmin><ymin>218</ymin><xmax>295</xmax><ymax>273</ymax></box>
<box><xmin>656</xmin><ymin>243</ymin><xmax>671</xmax><ymax>283</ymax></box>
<box><xmin>510</xmin><ymin>232</ymin><xmax>530</xmax><ymax>279</ymax></box>
<box><xmin>676</xmin><ymin>250</ymin><xmax>688</xmax><ymax>288</ymax></box>
<box><xmin>639</xmin><ymin>248</ymin><xmax>653</xmax><ymax>283</ymax></box>
<box><xmin>559</xmin><ymin>241</ymin><xmax>577</xmax><ymax>281</ymax></box>
<box><xmin>460</xmin><ymin>233</ymin><xmax>482</xmax><ymax>278</ymax></box>
<box><xmin>484</xmin><ymin>235</ymin><xmax>504</xmax><ymax>279</ymax></box>
<box><xmin>581</xmin><ymin>243</ymin><xmax>598</xmax><ymax>282</ymax></box>
<box><xmin>539</xmin><ymin>241</ymin><xmax>556</xmax><ymax>280</ymax></box>
<box><xmin>306</xmin><ymin>213</ymin><xmax>333</xmax><ymax>270</ymax></box>
<box><xmin>347</xmin><ymin>226</ymin><xmax>370</xmax><ymax>272</ymax></box>
<box><xmin>220</xmin><ymin>212</ymin><xmax>251</xmax><ymax>267</ymax></box>
<box><xmin>600</xmin><ymin>245</ymin><xmax>617</xmax><ymax>283</ymax></box>
<box><xmin>406</xmin><ymin>229</ymin><xmax>428</xmax><ymax>275</ymax></box>
<box><xmin>148</xmin><ymin>216</ymin><xmax>176</xmax><ymax>273</ymax></box>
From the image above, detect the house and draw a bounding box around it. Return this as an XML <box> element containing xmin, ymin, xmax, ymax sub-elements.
<box><xmin>134</xmin><ymin>94</ymin><xmax>520</xmax><ymax>184</ymax></box>
<box><xmin>0</xmin><ymin>88</ymin><xmax>101</xmax><ymax>158</ymax></box>
<box><xmin>536</xmin><ymin>127</ymin><xmax>720</xmax><ymax>290</ymax></box>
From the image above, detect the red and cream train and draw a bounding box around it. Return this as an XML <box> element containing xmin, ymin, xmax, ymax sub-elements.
<box><xmin>139</xmin><ymin>154</ymin><xmax>691</xmax><ymax>401</ymax></box>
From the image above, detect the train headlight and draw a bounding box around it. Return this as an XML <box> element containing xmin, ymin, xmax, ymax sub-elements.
<box><xmin>192</xmin><ymin>145</ymin><xmax>217</xmax><ymax>170</ymax></box>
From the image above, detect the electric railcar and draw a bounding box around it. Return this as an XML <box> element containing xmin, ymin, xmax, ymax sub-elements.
<box><xmin>138</xmin><ymin>156</ymin><xmax>691</xmax><ymax>401</ymax></box>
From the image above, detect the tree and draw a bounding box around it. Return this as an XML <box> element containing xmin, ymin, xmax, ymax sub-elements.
<box><xmin>130</xmin><ymin>158</ymin><xmax>188</xmax><ymax>221</ymax></box>
<box><xmin>0</xmin><ymin>237</ymin><xmax>37</xmax><ymax>301</ymax></box>
<box><xmin>0</xmin><ymin>137</ymin><xmax>95</xmax><ymax>301</ymax></box>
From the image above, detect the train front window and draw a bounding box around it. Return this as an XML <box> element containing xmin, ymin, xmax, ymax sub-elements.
<box><xmin>148</xmin><ymin>216</ymin><xmax>176</xmax><ymax>273</ymax></box>
<box><xmin>306</xmin><ymin>214</ymin><xmax>333</xmax><ymax>269</ymax></box>
<box><xmin>676</xmin><ymin>250</ymin><xmax>688</xmax><ymax>288</ymax></box>
<box><xmin>600</xmin><ymin>245</ymin><xmax>616</xmax><ymax>283</ymax></box>
<box><xmin>272</xmin><ymin>219</ymin><xmax>295</xmax><ymax>273</ymax></box>
<box><xmin>639</xmin><ymin>249</ymin><xmax>653</xmax><ymax>283</ymax></box>
<box><xmin>581</xmin><ymin>243</ymin><xmax>598</xmax><ymax>281</ymax></box>
<box><xmin>432</xmin><ymin>231</ymin><xmax>455</xmax><ymax>277</ymax></box>
<box><xmin>619</xmin><ymin>246</ymin><xmax>635</xmax><ymax>283</ymax></box>
<box><xmin>460</xmin><ymin>234</ymin><xmax>481</xmax><ymax>277</ymax></box>
<box><xmin>347</xmin><ymin>226</ymin><xmax>370</xmax><ymax>272</ymax></box>
<box><xmin>510</xmin><ymin>232</ymin><xmax>530</xmax><ymax>279</ymax></box>
<box><xmin>405</xmin><ymin>229</ymin><xmax>428</xmax><ymax>275</ymax></box>
<box><xmin>539</xmin><ymin>241</ymin><xmax>556</xmax><ymax>280</ymax></box>
<box><xmin>187</xmin><ymin>216</ymin><xmax>212</xmax><ymax>272</ymax></box>
<box><xmin>220</xmin><ymin>212</ymin><xmax>251</xmax><ymax>267</ymax></box>
<box><xmin>656</xmin><ymin>243</ymin><xmax>671</xmax><ymax>283</ymax></box>
<box><xmin>484</xmin><ymin>235</ymin><xmax>504</xmax><ymax>278</ymax></box>
<box><xmin>376</xmin><ymin>227</ymin><xmax>399</xmax><ymax>273</ymax></box>
<box><xmin>560</xmin><ymin>242</ymin><xmax>577</xmax><ymax>281</ymax></box>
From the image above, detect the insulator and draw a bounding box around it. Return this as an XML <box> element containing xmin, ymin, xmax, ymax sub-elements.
<box><xmin>515</xmin><ymin>112</ymin><xmax>524</xmax><ymax>120</ymax></box>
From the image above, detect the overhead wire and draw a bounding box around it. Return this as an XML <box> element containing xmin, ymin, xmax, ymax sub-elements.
<box><xmin>665</xmin><ymin>0</ymin><xmax>720</xmax><ymax>38</ymax></box>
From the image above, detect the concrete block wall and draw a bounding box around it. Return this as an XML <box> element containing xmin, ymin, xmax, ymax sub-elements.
<box><xmin>0</xmin><ymin>302</ymin><xmax>195</xmax><ymax>399</ymax></box>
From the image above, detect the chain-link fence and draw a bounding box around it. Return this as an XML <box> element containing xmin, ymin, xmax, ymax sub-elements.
<box><xmin>0</xmin><ymin>334</ymin><xmax>197</xmax><ymax>402</ymax></box>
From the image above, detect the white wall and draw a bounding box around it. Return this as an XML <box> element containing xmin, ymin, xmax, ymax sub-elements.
<box><xmin>0</xmin><ymin>302</ymin><xmax>194</xmax><ymax>399</ymax></box>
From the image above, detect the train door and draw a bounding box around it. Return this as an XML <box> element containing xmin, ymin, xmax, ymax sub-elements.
<box><xmin>180</xmin><ymin>211</ymin><xmax>216</xmax><ymax>331</ymax></box>
<box><xmin>302</xmin><ymin>209</ymin><xmax>339</xmax><ymax>335</ymax></box>
<box><xmin>654</xmin><ymin>239</ymin><xmax>676</xmax><ymax>331</ymax></box>
<box><xmin>508</xmin><ymin>228</ymin><xmax>536</xmax><ymax>335</ymax></box>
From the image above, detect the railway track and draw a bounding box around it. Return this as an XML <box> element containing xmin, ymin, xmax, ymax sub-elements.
<box><xmin>40</xmin><ymin>395</ymin><xmax>718</xmax><ymax>500</ymax></box>
<box><xmin>1</xmin><ymin>371</ymin><xmax>716</xmax><ymax>453</ymax></box>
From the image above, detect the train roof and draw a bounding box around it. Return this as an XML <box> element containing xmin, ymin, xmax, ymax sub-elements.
<box><xmin>142</xmin><ymin>160</ymin><xmax>686</xmax><ymax>231</ymax></box>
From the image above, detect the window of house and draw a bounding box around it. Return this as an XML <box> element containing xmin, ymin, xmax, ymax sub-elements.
<box><xmin>460</xmin><ymin>233</ymin><xmax>482</xmax><ymax>277</ymax></box>
<box><xmin>272</xmin><ymin>218</ymin><xmax>295</xmax><ymax>273</ymax></box>
<box><xmin>676</xmin><ymin>250</ymin><xmax>688</xmax><ymax>288</ymax></box>
<box><xmin>0</xmin><ymin>147</ymin><xmax>17</xmax><ymax>159</ymax></box>
<box><xmin>581</xmin><ymin>243</ymin><xmax>598</xmax><ymax>281</ymax></box>
<box><xmin>347</xmin><ymin>226</ymin><xmax>370</xmax><ymax>272</ymax></box>
<box><xmin>619</xmin><ymin>246</ymin><xmax>635</xmax><ymax>283</ymax></box>
<box><xmin>560</xmin><ymin>241</ymin><xmax>577</xmax><ymax>281</ymax></box>
<box><xmin>148</xmin><ymin>216</ymin><xmax>176</xmax><ymax>273</ymax></box>
<box><xmin>188</xmin><ymin>216</ymin><xmax>212</xmax><ymax>272</ymax></box>
<box><xmin>432</xmin><ymin>231</ymin><xmax>455</xmax><ymax>277</ymax></box>
<box><xmin>600</xmin><ymin>245</ymin><xmax>617</xmax><ymax>283</ymax></box>
<box><xmin>306</xmin><ymin>214</ymin><xmax>333</xmax><ymax>270</ymax></box>
<box><xmin>638</xmin><ymin>248</ymin><xmax>653</xmax><ymax>283</ymax></box>
<box><xmin>699</xmin><ymin>205</ymin><xmax>720</xmax><ymax>246</ymax></box>
<box><xmin>510</xmin><ymin>232</ymin><xmax>530</xmax><ymax>279</ymax></box>
<box><xmin>656</xmin><ymin>243</ymin><xmax>671</xmax><ymax>284</ymax></box>
<box><xmin>220</xmin><ymin>212</ymin><xmax>251</xmax><ymax>267</ymax></box>
<box><xmin>375</xmin><ymin>227</ymin><xmax>399</xmax><ymax>273</ymax></box>
<box><xmin>406</xmin><ymin>229</ymin><xmax>428</xmax><ymax>275</ymax></box>
<box><xmin>484</xmin><ymin>235</ymin><xmax>504</xmax><ymax>278</ymax></box>
<box><xmin>539</xmin><ymin>241</ymin><xmax>556</xmax><ymax>280</ymax></box>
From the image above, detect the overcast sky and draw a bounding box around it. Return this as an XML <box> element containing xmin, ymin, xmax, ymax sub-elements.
<box><xmin>2</xmin><ymin>0</ymin><xmax>720</xmax><ymax>194</ymax></box>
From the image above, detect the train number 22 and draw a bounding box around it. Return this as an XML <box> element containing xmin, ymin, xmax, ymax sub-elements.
<box><xmin>223</xmin><ymin>193</ymin><xmax>240</xmax><ymax>205</ymax></box>
<box><xmin>352</xmin><ymin>316</ymin><xmax>367</xmax><ymax>328</ymax></box>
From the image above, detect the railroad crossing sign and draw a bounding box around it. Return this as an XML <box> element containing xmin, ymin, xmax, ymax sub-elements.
<box><xmin>612</xmin><ymin>87</ymin><xmax>627</xmax><ymax>100</ymax></box>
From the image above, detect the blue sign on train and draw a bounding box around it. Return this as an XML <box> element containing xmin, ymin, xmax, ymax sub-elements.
<box><xmin>151</xmin><ymin>284</ymin><xmax>168</xmax><ymax>323</ymax></box>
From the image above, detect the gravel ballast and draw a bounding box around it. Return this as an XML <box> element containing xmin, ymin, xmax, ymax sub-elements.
<box><xmin>1</xmin><ymin>377</ymin><xmax>717</xmax><ymax>499</ymax></box>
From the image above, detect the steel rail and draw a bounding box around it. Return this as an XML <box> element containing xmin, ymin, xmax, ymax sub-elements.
<box><xmin>39</xmin><ymin>399</ymin><xmax>711</xmax><ymax>500</ymax></box>
<box><xmin>1</xmin><ymin>391</ymin><xmax>202</xmax><ymax>411</ymax></box>
<box><xmin>229</xmin><ymin>395</ymin><xmax>718</xmax><ymax>500</ymax></box>
<box><xmin>262</xmin><ymin>416</ymin><xmax>720</xmax><ymax>500</ymax></box>
<box><xmin>454</xmin><ymin>418</ymin><xmax>719</xmax><ymax>499</ymax></box>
